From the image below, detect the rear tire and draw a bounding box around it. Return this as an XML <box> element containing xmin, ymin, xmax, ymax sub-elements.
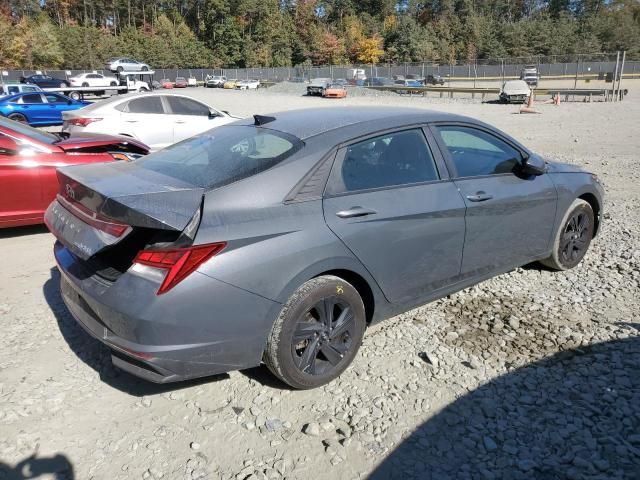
<box><xmin>117</xmin><ymin>66</ymin><xmax>123</xmax><ymax>73</ymax></box>
<box><xmin>8</xmin><ymin>113</ymin><xmax>27</xmax><ymax>123</ymax></box>
<box><xmin>540</xmin><ymin>199</ymin><xmax>594</xmax><ymax>271</ymax></box>
<box><xmin>264</xmin><ymin>276</ymin><xmax>366</xmax><ymax>389</ymax></box>
<box><xmin>142</xmin><ymin>66</ymin><xmax>149</xmax><ymax>71</ymax></box>
<box><xmin>110</xmin><ymin>81</ymin><xmax>117</xmax><ymax>86</ymax></box>
<box><xmin>69</xmin><ymin>91</ymin><xmax>81</xmax><ymax>101</ymax></box>
<box><xmin>82</xmin><ymin>82</ymin><xmax>89</xmax><ymax>87</ymax></box>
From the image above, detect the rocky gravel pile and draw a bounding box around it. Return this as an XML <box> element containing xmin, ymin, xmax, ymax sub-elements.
<box><xmin>1</xmin><ymin>97</ymin><xmax>639</xmax><ymax>480</ymax></box>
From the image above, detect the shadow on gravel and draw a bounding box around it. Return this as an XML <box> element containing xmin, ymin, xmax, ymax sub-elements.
<box><xmin>370</xmin><ymin>330</ymin><xmax>640</xmax><ymax>480</ymax></box>
<box><xmin>0</xmin><ymin>452</ymin><xmax>74</xmax><ymax>479</ymax></box>
<box><xmin>0</xmin><ymin>225</ymin><xmax>48</xmax><ymax>239</ymax></box>
<box><xmin>43</xmin><ymin>268</ymin><xmax>229</xmax><ymax>396</ymax></box>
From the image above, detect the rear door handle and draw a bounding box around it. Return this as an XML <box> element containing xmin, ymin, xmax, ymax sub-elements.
<box><xmin>466</xmin><ymin>192</ymin><xmax>493</xmax><ymax>202</ymax></box>
<box><xmin>336</xmin><ymin>207</ymin><xmax>377</xmax><ymax>218</ymax></box>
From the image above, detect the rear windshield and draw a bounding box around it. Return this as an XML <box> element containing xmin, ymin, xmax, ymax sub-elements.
<box><xmin>135</xmin><ymin>125</ymin><xmax>303</xmax><ymax>189</ymax></box>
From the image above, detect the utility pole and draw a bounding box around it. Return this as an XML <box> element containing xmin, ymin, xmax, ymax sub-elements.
<box><xmin>615</xmin><ymin>51</ymin><xmax>626</xmax><ymax>101</ymax></box>
<box><xmin>612</xmin><ymin>51</ymin><xmax>620</xmax><ymax>102</ymax></box>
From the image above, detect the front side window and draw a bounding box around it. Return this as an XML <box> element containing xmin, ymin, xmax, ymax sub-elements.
<box><xmin>327</xmin><ymin>129</ymin><xmax>439</xmax><ymax>194</ymax></box>
<box><xmin>135</xmin><ymin>126</ymin><xmax>303</xmax><ymax>189</ymax></box>
<box><xmin>436</xmin><ymin>126</ymin><xmax>522</xmax><ymax>178</ymax></box>
<box><xmin>166</xmin><ymin>96</ymin><xmax>209</xmax><ymax>116</ymax></box>
<box><xmin>126</xmin><ymin>97</ymin><xmax>164</xmax><ymax>114</ymax></box>
<box><xmin>45</xmin><ymin>94</ymin><xmax>67</xmax><ymax>104</ymax></box>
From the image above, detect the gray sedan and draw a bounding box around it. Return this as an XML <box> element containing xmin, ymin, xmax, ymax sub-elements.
<box><xmin>45</xmin><ymin>107</ymin><xmax>604</xmax><ymax>389</ymax></box>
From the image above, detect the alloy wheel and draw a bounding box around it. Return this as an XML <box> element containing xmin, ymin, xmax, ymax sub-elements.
<box><xmin>560</xmin><ymin>212</ymin><xmax>591</xmax><ymax>263</ymax></box>
<box><xmin>292</xmin><ymin>296</ymin><xmax>356</xmax><ymax>376</ymax></box>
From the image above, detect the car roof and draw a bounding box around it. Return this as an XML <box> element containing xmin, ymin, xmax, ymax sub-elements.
<box><xmin>233</xmin><ymin>107</ymin><xmax>474</xmax><ymax>141</ymax></box>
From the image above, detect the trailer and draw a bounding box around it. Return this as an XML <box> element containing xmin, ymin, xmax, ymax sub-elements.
<box><xmin>42</xmin><ymin>70</ymin><xmax>156</xmax><ymax>100</ymax></box>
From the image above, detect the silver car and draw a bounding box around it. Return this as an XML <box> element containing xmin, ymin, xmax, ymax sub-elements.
<box><xmin>106</xmin><ymin>57</ymin><xmax>150</xmax><ymax>72</ymax></box>
<box><xmin>45</xmin><ymin>107</ymin><xmax>604</xmax><ymax>389</ymax></box>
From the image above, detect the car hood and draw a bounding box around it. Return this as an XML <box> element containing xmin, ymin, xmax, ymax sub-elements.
<box><xmin>502</xmin><ymin>85</ymin><xmax>530</xmax><ymax>95</ymax></box>
<box><xmin>545</xmin><ymin>160</ymin><xmax>589</xmax><ymax>174</ymax></box>
<box><xmin>55</xmin><ymin>133</ymin><xmax>149</xmax><ymax>153</ymax></box>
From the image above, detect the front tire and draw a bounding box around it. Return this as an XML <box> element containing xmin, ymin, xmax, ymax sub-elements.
<box><xmin>142</xmin><ymin>66</ymin><xmax>149</xmax><ymax>71</ymax></box>
<box><xmin>69</xmin><ymin>91</ymin><xmax>81</xmax><ymax>101</ymax></box>
<box><xmin>541</xmin><ymin>199</ymin><xmax>594</xmax><ymax>270</ymax></box>
<box><xmin>264</xmin><ymin>276</ymin><xmax>366</xmax><ymax>389</ymax></box>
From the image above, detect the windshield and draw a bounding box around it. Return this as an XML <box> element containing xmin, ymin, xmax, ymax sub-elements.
<box><xmin>135</xmin><ymin>125</ymin><xmax>303</xmax><ymax>189</ymax></box>
<box><xmin>0</xmin><ymin>117</ymin><xmax>58</xmax><ymax>144</ymax></box>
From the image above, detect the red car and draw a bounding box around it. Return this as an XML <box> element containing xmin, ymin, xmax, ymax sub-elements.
<box><xmin>174</xmin><ymin>77</ymin><xmax>188</xmax><ymax>88</ymax></box>
<box><xmin>0</xmin><ymin>117</ymin><xmax>149</xmax><ymax>228</ymax></box>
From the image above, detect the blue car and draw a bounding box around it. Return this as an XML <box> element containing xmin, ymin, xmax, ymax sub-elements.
<box><xmin>0</xmin><ymin>92</ymin><xmax>88</xmax><ymax>126</ymax></box>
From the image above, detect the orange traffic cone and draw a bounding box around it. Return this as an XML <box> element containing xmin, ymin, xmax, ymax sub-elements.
<box><xmin>519</xmin><ymin>94</ymin><xmax>540</xmax><ymax>114</ymax></box>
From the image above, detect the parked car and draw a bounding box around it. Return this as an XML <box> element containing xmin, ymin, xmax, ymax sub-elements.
<box><xmin>223</xmin><ymin>79</ymin><xmax>239</xmax><ymax>89</ymax></box>
<box><xmin>106</xmin><ymin>58</ymin><xmax>150</xmax><ymax>72</ymax></box>
<box><xmin>62</xmin><ymin>93</ymin><xmax>238</xmax><ymax>151</ymax></box>
<box><xmin>323</xmin><ymin>84</ymin><xmax>347</xmax><ymax>98</ymax></box>
<box><xmin>364</xmin><ymin>77</ymin><xmax>393</xmax><ymax>87</ymax></box>
<box><xmin>236</xmin><ymin>79</ymin><xmax>260</xmax><ymax>90</ymax></box>
<box><xmin>520</xmin><ymin>65</ymin><xmax>540</xmax><ymax>87</ymax></box>
<box><xmin>425</xmin><ymin>74</ymin><xmax>445</xmax><ymax>86</ymax></box>
<box><xmin>0</xmin><ymin>117</ymin><xmax>148</xmax><ymax>228</ymax></box>
<box><xmin>174</xmin><ymin>77</ymin><xmax>188</xmax><ymax>88</ymax></box>
<box><xmin>20</xmin><ymin>74</ymin><xmax>70</xmax><ymax>88</ymax></box>
<box><xmin>0</xmin><ymin>92</ymin><xmax>88</xmax><ymax>126</ymax></box>
<box><xmin>0</xmin><ymin>83</ymin><xmax>43</xmax><ymax>97</ymax></box>
<box><xmin>69</xmin><ymin>72</ymin><xmax>119</xmax><ymax>88</ymax></box>
<box><xmin>500</xmin><ymin>80</ymin><xmax>531</xmax><ymax>103</ymax></box>
<box><xmin>307</xmin><ymin>78</ymin><xmax>331</xmax><ymax>96</ymax></box>
<box><xmin>160</xmin><ymin>79</ymin><xmax>174</xmax><ymax>89</ymax></box>
<box><xmin>45</xmin><ymin>107</ymin><xmax>603</xmax><ymax>389</ymax></box>
<box><xmin>187</xmin><ymin>77</ymin><xmax>198</xmax><ymax>87</ymax></box>
<box><xmin>205</xmin><ymin>76</ymin><xmax>227</xmax><ymax>88</ymax></box>
<box><xmin>290</xmin><ymin>77</ymin><xmax>306</xmax><ymax>83</ymax></box>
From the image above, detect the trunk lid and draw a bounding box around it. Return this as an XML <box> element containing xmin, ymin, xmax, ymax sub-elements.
<box><xmin>54</xmin><ymin>133</ymin><xmax>148</xmax><ymax>154</ymax></box>
<box><xmin>45</xmin><ymin>161</ymin><xmax>203</xmax><ymax>261</ymax></box>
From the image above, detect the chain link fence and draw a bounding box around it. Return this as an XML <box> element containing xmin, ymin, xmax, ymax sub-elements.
<box><xmin>2</xmin><ymin>53</ymin><xmax>637</xmax><ymax>84</ymax></box>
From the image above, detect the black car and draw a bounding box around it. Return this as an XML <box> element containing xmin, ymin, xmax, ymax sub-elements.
<box><xmin>365</xmin><ymin>77</ymin><xmax>393</xmax><ymax>87</ymax></box>
<box><xmin>425</xmin><ymin>74</ymin><xmax>445</xmax><ymax>86</ymax></box>
<box><xmin>20</xmin><ymin>74</ymin><xmax>70</xmax><ymax>88</ymax></box>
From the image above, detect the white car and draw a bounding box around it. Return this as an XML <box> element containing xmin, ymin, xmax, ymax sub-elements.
<box><xmin>106</xmin><ymin>57</ymin><xmax>150</xmax><ymax>72</ymax></box>
<box><xmin>69</xmin><ymin>73</ymin><xmax>119</xmax><ymax>88</ymax></box>
<box><xmin>236</xmin><ymin>79</ymin><xmax>260</xmax><ymax>90</ymax></box>
<box><xmin>61</xmin><ymin>92</ymin><xmax>238</xmax><ymax>151</ymax></box>
<box><xmin>499</xmin><ymin>80</ymin><xmax>531</xmax><ymax>104</ymax></box>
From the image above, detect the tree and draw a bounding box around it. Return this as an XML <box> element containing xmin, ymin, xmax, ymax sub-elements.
<box><xmin>356</xmin><ymin>35</ymin><xmax>384</xmax><ymax>63</ymax></box>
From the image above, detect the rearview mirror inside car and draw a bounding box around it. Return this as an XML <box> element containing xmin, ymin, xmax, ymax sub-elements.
<box><xmin>0</xmin><ymin>136</ymin><xmax>18</xmax><ymax>155</ymax></box>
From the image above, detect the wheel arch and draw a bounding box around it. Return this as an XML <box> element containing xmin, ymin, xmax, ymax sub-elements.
<box><xmin>313</xmin><ymin>269</ymin><xmax>375</xmax><ymax>324</ymax></box>
<box><xmin>578</xmin><ymin>192</ymin><xmax>600</xmax><ymax>236</ymax></box>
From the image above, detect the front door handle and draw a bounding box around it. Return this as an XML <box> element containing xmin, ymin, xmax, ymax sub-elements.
<box><xmin>466</xmin><ymin>192</ymin><xmax>493</xmax><ymax>202</ymax></box>
<box><xmin>336</xmin><ymin>207</ymin><xmax>377</xmax><ymax>218</ymax></box>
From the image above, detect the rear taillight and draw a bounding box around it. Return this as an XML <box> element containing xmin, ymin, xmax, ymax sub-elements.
<box><xmin>67</xmin><ymin>117</ymin><xmax>102</xmax><ymax>127</ymax></box>
<box><xmin>57</xmin><ymin>194</ymin><xmax>130</xmax><ymax>238</ymax></box>
<box><xmin>133</xmin><ymin>243</ymin><xmax>226</xmax><ymax>294</ymax></box>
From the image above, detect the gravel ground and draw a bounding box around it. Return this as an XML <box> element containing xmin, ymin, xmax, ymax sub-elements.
<box><xmin>1</xmin><ymin>88</ymin><xmax>639</xmax><ymax>480</ymax></box>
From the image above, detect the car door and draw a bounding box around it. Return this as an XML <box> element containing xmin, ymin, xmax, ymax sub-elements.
<box><xmin>432</xmin><ymin>124</ymin><xmax>557</xmax><ymax>277</ymax></box>
<box><xmin>13</xmin><ymin>93</ymin><xmax>46</xmax><ymax>124</ymax></box>
<box><xmin>43</xmin><ymin>93</ymin><xmax>72</xmax><ymax>123</ymax></box>
<box><xmin>0</xmin><ymin>133</ymin><xmax>44</xmax><ymax>225</ymax></box>
<box><xmin>164</xmin><ymin>96</ymin><xmax>220</xmax><ymax>143</ymax></box>
<box><xmin>120</xmin><ymin>96</ymin><xmax>170</xmax><ymax>150</ymax></box>
<box><xmin>323</xmin><ymin>128</ymin><xmax>466</xmax><ymax>304</ymax></box>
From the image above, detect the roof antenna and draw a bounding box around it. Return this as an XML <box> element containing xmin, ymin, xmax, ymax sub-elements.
<box><xmin>254</xmin><ymin>114</ymin><xmax>276</xmax><ymax>126</ymax></box>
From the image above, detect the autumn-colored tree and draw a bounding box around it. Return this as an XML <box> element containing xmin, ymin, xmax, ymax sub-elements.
<box><xmin>356</xmin><ymin>35</ymin><xmax>385</xmax><ymax>64</ymax></box>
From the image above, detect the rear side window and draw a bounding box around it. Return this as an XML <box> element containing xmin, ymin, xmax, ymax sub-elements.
<box><xmin>126</xmin><ymin>97</ymin><xmax>164</xmax><ymax>114</ymax></box>
<box><xmin>436</xmin><ymin>126</ymin><xmax>521</xmax><ymax>178</ymax></box>
<box><xmin>135</xmin><ymin>126</ymin><xmax>303</xmax><ymax>189</ymax></box>
<box><xmin>327</xmin><ymin>129</ymin><xmax>439</xmax><ymax>194</ymax></box>
<box><xmin>166</xmin><ymin>96</ymin><xmax>209</xmax><ymax>116</ymax></box>
<box><xmin>20</xmin><ymin>94</ymin><xmax>43</xmax><ymax>104</ymax></box>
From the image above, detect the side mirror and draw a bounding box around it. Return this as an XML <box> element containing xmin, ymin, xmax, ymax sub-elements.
<box><xmin>521</xmin><ymin>153</ymin><xmax>546</xmax><ymax>175</ymax></box>
<box><xmin>0</xmin><ymin>136</ymin><xmax>18</xmax><ymax>155</ymax></box>
<box><xmin>208</xmin><ymin>110</ymin><xmax>221</xmax><ymax>118</ymax></box>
